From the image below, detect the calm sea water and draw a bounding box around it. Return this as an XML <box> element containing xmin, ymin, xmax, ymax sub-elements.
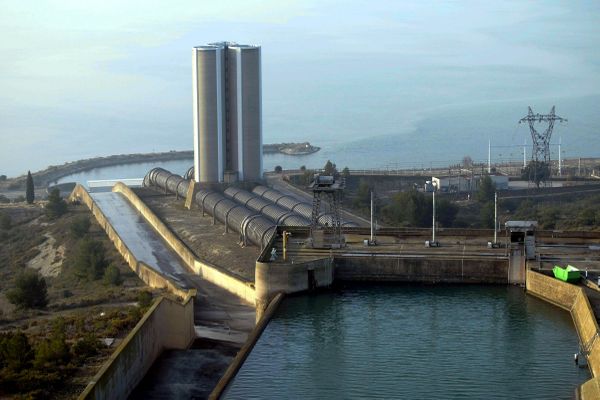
<box><xmin>223</xmin><ymin>285</ymin><xmax>589</xmax><ymax>400</ymax></box>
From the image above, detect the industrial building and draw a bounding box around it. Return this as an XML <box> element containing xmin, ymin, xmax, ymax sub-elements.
<box><xmin>192</xmin><ymin>42</ymin><xmax>262</xmax><ymax>183</ymax></box>
<box><xmin>430</xmin><ymin>174</ymin><xmax>509</xmax><ymax>193</ymax></box>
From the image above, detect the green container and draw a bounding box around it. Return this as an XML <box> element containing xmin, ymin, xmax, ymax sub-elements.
<box><xmin>552</xmin><ymin>265</ymin><xmax>581</xmax><ymax>283</ymax></box>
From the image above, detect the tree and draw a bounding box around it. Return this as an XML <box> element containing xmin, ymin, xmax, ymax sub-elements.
<box><xmin>476</xmin><ymin>175</ymin><xmax>496</xmax><ymax>203</ymax></box>
<box><xmin>436</xmin><ymin>198</ymin><xmax>459</xmax><ymax>227</ymax></box>
<box><xmin>7</xmin><ymin>270</ymin><xmax>48</xmax><ymax>309</ymax></box>
<box><xmin>480</xmin><ymin>202</ymin><xmax>495</xmax><ymax>228</ymax></box>
<box><xmin>70</xmin><ymin>215</ymin><xmax>91</xmax><ymax>238</ymax></box>
<box><xmin>0</xmin><ymin>174</ymin><xmax>7</xmax><ymax>181</ymax></box>
<box><xmin>462</xmin><ymin>156</ymin><xmax>473</xmax><ymax>168</ymax></box>
<box><xmin>353</xmin><ymin>179</ymin><xmax>372</xmax><ymax>210</ymax></box>
<box><xmin>103</xmin><ymin>264</ymin><xmax>122</xmax><ymax>286</ymax></box>
<box><xmin>522</xmin><ymin>160</ymin><xmax>550</xmax><ymax>187</ymax></box>
<box><xmin>323</xmin><ymin>160</ymin><xmax>336</xmax><ymax>176</ymax></box>
<box><xmin>25</xmin><ymin>171</ymin><xmax>34</xmax><ymax>204</ymax></box>
<box><xmin>45</xmin><ymin>189</ymin><xmax>67</xmax><ymax>219</ymax></box>
<box><xmin>274</xmin><ymin>165</ymin><xmax>283</xmax><ymax>173</ymax></box>
<box><xmin>299</xmin><ymin>165</ymin><xmax>306</xmax><ymax>172</ymax></box>
<box><xmin>74</xmin><ymin>237</ymin><xmax>108</xmax><ymax>280</ymax></box>
<box><xmin>384</xmin><ymin>189</ymin><xmax>431</xmax><ymax>227</ymax></box>
<box><xmin>342</xmin><ymin>167</ymin><xmax>350</xmax><ymax>178</ymax></box>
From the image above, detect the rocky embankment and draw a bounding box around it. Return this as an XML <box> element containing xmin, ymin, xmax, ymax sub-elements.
<box><xmin>263</xmin><ymin>142</ymin><xmax>320</xmax><ymax>155</ymax></box>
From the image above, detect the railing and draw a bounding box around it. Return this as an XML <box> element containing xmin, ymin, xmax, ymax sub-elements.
<box><xmin>88</xmin><ymin>178</ymin><xmax>144</xmax><ymax>188</ymax></box>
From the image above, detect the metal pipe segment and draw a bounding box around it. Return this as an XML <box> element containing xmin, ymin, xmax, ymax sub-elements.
<box><xmin>224</xmin><ymin>187</ymin><xmax>310</xmax><ymax>227</ymax></box>
<box><xmin>252</xmin><ymin>185</ymin><xmax>358</xmax><ymax>227</ymax></box>
<box><xmin>144</xmin><ymin>168</ymin><xmax>275</xmax><ymax>248</ymax></box>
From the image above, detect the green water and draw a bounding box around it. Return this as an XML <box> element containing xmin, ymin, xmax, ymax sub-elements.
<box><xmin>223</xmin><ymin>285</ymin><xmax>590</xmax><ymax>399</ymax></box>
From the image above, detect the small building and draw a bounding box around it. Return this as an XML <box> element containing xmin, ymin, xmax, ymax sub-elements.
<box><xmin>505</xmin><ymin>221</ymin><xmax>537</xmax><ymax>260</ymax></box>
<box><xmin>431</xmin><ymin>174</ymin><xmax>509</xmax><ymax>193</ymax></box>
<box><xmin>431</xmin><ymin>175</ymin><xmax>475</xmax><ymax>193</ymax></box>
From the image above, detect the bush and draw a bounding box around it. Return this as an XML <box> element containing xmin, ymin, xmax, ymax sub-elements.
<box><xmin>12</xmin><ymin>195</ymin><xmax>25</xmax><ymax>203</ymax></box>
<box><xmin>34</xmin><ymin>330</ymin><xmax>70</xmax><ymax>368</ymax></box>
<box><xmin>0</xmin><ymin>194</ymin><xmax>9</xmax><ymax>204</ymax></box>
<box><xmin>0</xmin><ymin>331</ymin><xmax>33</xmax><ymax>371</ymax></box>
<box><xmin>137</xmin><ymin>291</ymin><xmax>153</xmax><ymax>308</ymax></box>
<box><xmin>0</xmin><ymin>212</ymin><xmax>11</xmax><ymax>230</ymax></box>
<box><xmin>71</xmin><ymin>334</ymin><xmax>100</xmax><ymax>361</ymax></box>
<box><xmin>70</xmin><ymin>215</ymin><xmax>91</xmax><ymax>238</ymax></box>
<box><xmin>45</xmin><ymin>189</ymin><xmax>67</xmax><ymax>219</ymax></box>
<box><xmin>7</xmin><ymin>270</ymin><xmax>48</xmax><ymax>309</ymax></box>
<box><xmin>73</xmin><ymin>237</ymin><xmax>108</xmax><ymax>280</ymax></box>
<box><xmin>103</xmin><ymin>265</ymin><xmax>122</xmax><ymax>286</ymax></box>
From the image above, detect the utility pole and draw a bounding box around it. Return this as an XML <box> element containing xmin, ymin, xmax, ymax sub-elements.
<box><xmin>370</xmin><ymin>191</ymin><xmax>374</xmax><ymax>244</ymax></box>
<box><xmin>494</xmin><ymin>192</ymin><xmax>498</xmax><ymax>244</ymax></box>
<box><xmin>579</xmin><ymin>158</ymin><xmax>582</xmax><ymax>176</ymax></box>
<box><xmin>523</xmin><ymin>139</ymin><xmax>527</xmax><ymax>168</ymax></box>
<box><xmin>558</xmin><ymin>136</ymin><xmax>562</xmax><ymax>177</ymax></box>
<box><xmin>488</xmin><ymin>140</ymin><xmax>491</xmax><ymax>174</ymax></box>
<box><xmin>432</xmin><ymin>189</ymin><xmax>436</xmax><ymax>244</ymax></box>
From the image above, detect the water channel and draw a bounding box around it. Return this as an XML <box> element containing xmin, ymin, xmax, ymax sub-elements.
<box><xmin>223</xmin><ymin>285</ymin><xmax>589</xmax><ymax>400</ymax></box>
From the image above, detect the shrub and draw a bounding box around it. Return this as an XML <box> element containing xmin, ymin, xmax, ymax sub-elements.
<box><xmin>103</xmin><ymin>265</ymin><xmax>122</xmax><ymax>286</ymax></box>
<box><xmin>0</xmin><ymin>331</ymin><xmax>33</xmax><ymax>371</ymax></box>
<box><xmin>12</xmin><ymin>195</ymin><xmax>25</xmax><ymax>203</ymax></box>
<box><xmin>137</xmin><ymin>291</ymin><xmax>153</xmax><ymax>308</ymax></box>
<box><xmin>0</xmin><ymin>212</ymin><xmax>11</xmax><ymax>230</ymax></box>
<box><xmin>0</xmin><ymin>194</ymin><xmax>9</xmax><ymax>204</ymax></box>
<box><xmin>73</xmin><ymin>237</ymin><xmax>108</xmax><ymax>280</ymax></box>
<box><xmin>45</xmin><ymin>189</ymin><xmax>67</xmax><ymax>219</ymax></box>
<box><xmin>69</xmin><ymin>215</ymin><xmax>91</xmax><ymax>238</ymax></box>
<box><xmin>34</xmin><ymin>331</ymin><xmax>70</xmax><ymax>368</ymax></box>
<box><xmin>71</xmin><ymin>334</ymin><xmax>100</xmax><ymax>361</ymax></box>
<box><xmin>7</xmin><ymin>270</ymin><xmax>48</xmax><ymax>309</ymax></box>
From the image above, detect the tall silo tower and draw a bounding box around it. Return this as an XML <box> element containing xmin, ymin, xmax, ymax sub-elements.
<box><xmin>192</xmin><ymin>45</ymin><xmax>225</xmax><ymax>183</ymax></box>
<box><xmin>192</xmin><ymin>42</ymin><xmax>262</xmax><ymax>183</ymax></box>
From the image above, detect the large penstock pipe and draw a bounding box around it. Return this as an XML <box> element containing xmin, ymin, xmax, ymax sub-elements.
<box><xmin>224</xmin><ymin>186</ymin><xmax>310</xmax><ymax>227</ymax></box>
<box><xmin>252</xmin><ymin>185</ymin><xmax>359</xmax><ymax>227</ymax></box>
<box><xmin>144</xmin><ymin>168</ymin><xmax>276</xmax><ymax>248</ymax></box>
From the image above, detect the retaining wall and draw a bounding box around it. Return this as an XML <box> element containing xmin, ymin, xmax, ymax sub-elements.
<box><xmin>78</xmin><ymin>293</ymin><xmax>195</xmax><ymax>400</ymax></box>
<box><xmin>525</xmin><ymin>270</ymin><xmax>600</xmax><ymax>399</ymax></box>
<box><xmin>255</xmin><ymin>258</ymin><xmax>333</xmax><ymax>312</ymax></box>
<box><xmin>69</xmin><ymin>185</ymin><xmax>190</xmax><ymax>299</ymax></box>
<box><xmin>334</xmin><ymin>256</ymin><xmax>509</xmax><ymax>283</ymax></box>
<box><xmin>112</xmin><ymin>183</ymin><xmax>256</xmax><ymax>305</ymax></box>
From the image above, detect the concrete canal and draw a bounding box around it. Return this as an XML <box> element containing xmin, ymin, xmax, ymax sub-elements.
<box><xmin>223</xmin><ymin>285</ymin><xmax>589</xmax><ymax>399</ymax></box>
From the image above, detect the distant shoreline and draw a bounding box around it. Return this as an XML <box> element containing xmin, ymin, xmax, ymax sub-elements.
<box><xmin>2</xmin><ymin>142</ymin><xmax>321</xmax><ymax>189</ymax></box>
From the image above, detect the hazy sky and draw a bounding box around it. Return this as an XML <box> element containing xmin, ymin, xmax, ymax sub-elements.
<box><xmin>1</xmin><ymin>1</ymin><xmax>600</xmax><ymax>176</ymax></box>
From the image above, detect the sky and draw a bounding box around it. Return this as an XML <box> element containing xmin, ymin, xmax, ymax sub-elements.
<box><xmin>1</xmin><ymin>0</ymin><xmax>600</xmax><ymax>176</ymax></box>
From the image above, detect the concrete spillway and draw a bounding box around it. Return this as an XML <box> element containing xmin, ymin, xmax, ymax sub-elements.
<box><xmin>90</xmin><ymin>191</ymin><xmax>190</xmax><ymax>288</ymax></box>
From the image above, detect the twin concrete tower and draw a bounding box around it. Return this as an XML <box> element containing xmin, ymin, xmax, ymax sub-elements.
<box><xmin>192</xmin><ymin>42</ymin><xmax>262</xmax><ymax>183</ymax></box>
